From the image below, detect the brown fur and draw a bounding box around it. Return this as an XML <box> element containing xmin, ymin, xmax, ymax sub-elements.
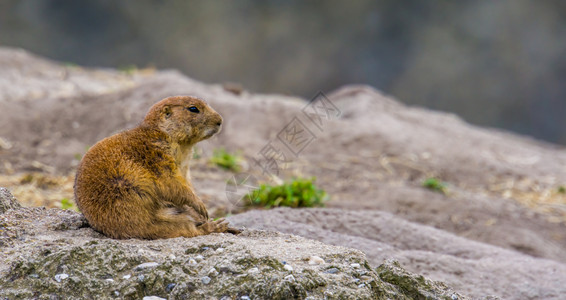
<box><xmin>74</xmin><ymin>96</ymin><xmax>239</xmax><ymax>239</ymax></box>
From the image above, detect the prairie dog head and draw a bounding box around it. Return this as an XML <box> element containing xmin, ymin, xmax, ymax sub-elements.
<box><xmin>144</xmin><ymin>96</ymin><xmax>223</xmax><ymax>144</ymax></box>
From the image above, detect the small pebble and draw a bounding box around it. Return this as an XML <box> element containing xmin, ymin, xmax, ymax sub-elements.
<box><xmin>143</xmin><ymin>297</ymin><xmax>166</xmax><ymax>300</ymax></box>
<box><xmin>208</xmin><ymin>268</ymin><xmax>219</xmax><ymax>277</ymax></box>
<box><xmin>29</xmin><ymin>274</ymin><xmax>39</xmax><ymax>279</ymax></box>
<box><xmin>241</xmin><ymin>296</ymin><xmax>251</xmax><ymax>300</ymax></box>
<box><xmin>284</xmin><ymin>264</ymin><xmax>293</xmax><ymax>271</ymax></box>
<box><xmin>201</xmin><ymin>276</ymin><xmax>211</xmax><ymax>285</ymax></box>
<box><xmin>325</xmin><ymin>268</ymin><xmax>339</xmax><ymax>274</ymax></box>
<box><xmin>113</xmin><ymin>291</ymin><xmax>120</xmax><ymax>297</ymax></box>
<box><xmin>248</xmin><ymin>267</ymin><xmax>259</xmax><ymax>274</ymax></box>
<box><xmin>195</xmin><ymin>254</ymin><xmax>204</xmax><ymax>262</ymax></box>
<box><xmin>137</xmin><ymin>275</ymin><xmax>145</xmax><ymax>282</ymax></box>
<box><xmin>451</xmin><ymin>295</ymin><xmax>459</xmax><ymax>300</ymax></box>
<box><xmin>54</xmin><ymin>273</ymin><xmax>69</xmax><ymax>282</ymax></box>
<box><xmin>168</xmin><ymin>254</ymin><xmax>176</xmax><ymax>260</ymax></box>
<box><xmin>122</xmin><ymin>274</ymin><xmax>131</xmax><ymax>279</ymax></box>
<box><xmin>357</xmin><ymin>283</ymin><xmax>365</xmax><ymax>289</ymax></box>
<box><xmin>202</xmin><ymin>246</ymin><xmax>210</xmax><ymax>251</ymax></box>
<box><xmin>105</xmin><ymin>278</ymin><xmax>114</xmax><ymax>283</ymax></box>
<box><xmin>218</xmin><ymin>265</ymin><xmax>231</xmax><ymax>273</ymax></box>
<box><xmin>216</xmin><ymin>247</ymin><xmax>225</xmax><ymax>253</ymax></box>
<box><xmin>188</xmin><ymin>258</ymin><xmax>198</xmax><ymax>266</ymax></box>
<box><xmin>166</xmin><ymin>283</ymin><xmax>177</xmax><ymax>292</ymax></box>
<box><xmin>284</xmin><ymin>274</ymin><xmax>295</xmax><ymax>282</ymax></box>
<box><xmin>308</xmin><ymin>256</ymin><xmax>325</xmax><ymax>265</ymax></box>
<box><xmin>134</xmin><ymin>262</ymin><xmax>159</xmax><ymax>271</ymax></box>
<box><xmin>350</xmin><ymin>263</ymin><xmax>361</xmax><ymax>268</ymax></box>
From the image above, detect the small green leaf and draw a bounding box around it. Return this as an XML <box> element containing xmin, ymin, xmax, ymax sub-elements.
<box><xmin>61</xmin><ymin>198</ymin><xmax>74</xmax><ymax>210</ymax></box>
<box><xmin>422</xmin><ymin>177</ymin><xmax>447</xmax><ymax>194</ymax></box>
<box><xmin>210</xmin><ymin>148</ymin><xmax>242</xmax><ymax>172</ymax></box>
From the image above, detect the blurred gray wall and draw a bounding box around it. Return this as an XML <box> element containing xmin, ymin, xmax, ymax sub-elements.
<box><xmin>1</xmin><ymin>0</ymin><xmax>565</xmax><ymax>145</ymax></box>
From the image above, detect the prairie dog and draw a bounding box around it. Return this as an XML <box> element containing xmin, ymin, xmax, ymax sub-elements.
<box><xmin>74</xmin><ymin>96</ymin><xmax>238</xmax><ymax>239</ymax></box>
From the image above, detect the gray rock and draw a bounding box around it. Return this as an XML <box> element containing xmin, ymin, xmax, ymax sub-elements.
<box><xmin>0</xmin><ymin>206</ymin><xmax>468</xmax><ymax>299</ymax></box>
<box><xmin>284</xmin><ymin>274</ymin><xmax>295</xmax><ymax>282</ymax></box>
<box><xmin>201</xmin><ymin>276</ymin><xmax>211</xmax><ymax>285</ymax></box>
<box><xmin>165</xmin><ymin>283</ymin><xmax>176</xmax><ymax>292</ymax></box>
<box><xmin>143</xmin><ymin>297</ymin><xmax>166</xmax><ymax>300</ymax></box>
<box><xmin>134</xmin><ymin>262</ymin><xmax>160</xmax><ymax>271</ymax></box>
<box><xmin>54</xmin><ymin>273</ymin><xmax>69</xmax><ymax>282</ymax></box>
<box><xmin>0</xmin><ymin>187</ymin><xmax>20</xmax><ymax>214</ymax></box>
<box><xmin>229</xmin><ymin>207</ymin><xmax>566</xmax><ymax>299</ymax></box>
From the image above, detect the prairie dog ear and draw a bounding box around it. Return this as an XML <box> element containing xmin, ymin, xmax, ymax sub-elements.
<box><xmin>163</xmin><ymin>105</ymin><xmax>172</xmax><ymax>119</ymax></box>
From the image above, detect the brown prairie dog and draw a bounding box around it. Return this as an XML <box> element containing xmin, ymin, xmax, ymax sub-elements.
<box><xmin>74</xmin><ymin>96</ymin><xmax>239</xmax><ymax>239</ymax></box>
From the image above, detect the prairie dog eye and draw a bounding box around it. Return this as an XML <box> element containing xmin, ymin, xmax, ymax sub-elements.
<box><xmin>187</xmin><ymin>106</ymin><xmax>199</xmax><ymax>113</ymax></box>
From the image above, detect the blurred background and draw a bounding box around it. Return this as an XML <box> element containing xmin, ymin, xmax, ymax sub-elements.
<box><xmin>1</xmin><ymin>0</ymin><xmax>565</xmax><ymax>145</ymax></box>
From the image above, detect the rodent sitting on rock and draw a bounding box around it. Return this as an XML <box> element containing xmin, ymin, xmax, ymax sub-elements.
<box><xmin>74</xmin><ymin>96</ymin><xmax>240</xmax><ymax>239</ymax></box>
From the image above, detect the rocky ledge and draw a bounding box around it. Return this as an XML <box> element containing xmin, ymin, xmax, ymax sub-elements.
<box><xmin>0</xmin><ymin>189</ymin><xmax>466</xmax><ymax>299</ymax></box>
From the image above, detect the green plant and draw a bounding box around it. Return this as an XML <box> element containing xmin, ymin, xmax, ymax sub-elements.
<box><xmin>60</xmin><ymin>198</ymin><xmax>75</xmax><ymax>210</ymax></box>
<box><xmin>118</xmin><ymin>64</ymin><xmax>138</xmax><ymax>74</ymax></box>
<box><xmin>210</xmin><ymin>148</ymin><xmax>242</xmax><ymax>172</ymax></box>
<box><xmin>245</xmin><ymin>177</ymin><xmax>327</xmax><ymax>208</ymax></box>
<box><xmin>422</xmin><ymin>177</ymin><xmax>447</xmax><ymax>194</ymax></box>
<box><xmin>558</xmin><ymin>186</ymin><xmax>566</xmax><ymax>194</ymax></box>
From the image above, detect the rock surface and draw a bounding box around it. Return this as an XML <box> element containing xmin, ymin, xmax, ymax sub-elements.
<box><xmin>0</xmin><ymin>190</ymin><xmax>465</xmax><ymax>300</ymax></box>
<box><xmin>1</xmin><ymin>48</ymin><xmax>566</xmax><ymax>299</ymax></box>
<box><xmin>0</xmin><ymin>187</ymin><xmax>21</xmax><ymax>213</ymax></box>
<box><xmin>0</xmin><ymin>47</ymin><xmax>146</xmax><ymax>103</ymax></box>
<box><xmin>230</xmin><ymin>208</ymin><xmax>566</xmax><ymax>299</ymax></box>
